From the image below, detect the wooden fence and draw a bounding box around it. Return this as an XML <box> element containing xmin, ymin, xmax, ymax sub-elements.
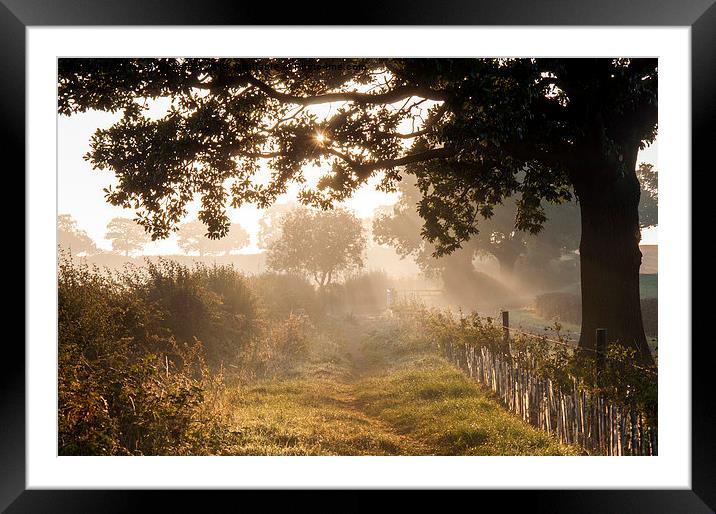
<box><xmin>441</xmin><ymin>321</ymin><xmax>657</xmax><ymax>456</ymax></box>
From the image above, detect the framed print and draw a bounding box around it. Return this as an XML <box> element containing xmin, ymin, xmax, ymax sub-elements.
<box><xmin>7</xmin><ymin>0</ymin><xmax>712</xmax><ymax>511</ymax></box>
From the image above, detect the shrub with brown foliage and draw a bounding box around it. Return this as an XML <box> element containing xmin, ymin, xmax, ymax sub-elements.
<box><xmin>58</xmin><ymin>256</ymin><xmax>240</xmax><ymax>455</ymax></box>
<box><xmin>58</xmin><ymin>255</ymin><xmax>273</xmax><ymax>454</ymax></box>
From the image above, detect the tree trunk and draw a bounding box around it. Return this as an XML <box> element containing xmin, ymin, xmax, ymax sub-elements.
<box><xmin>575</xmin><ymin>159</ymin><xmax>654</xmax><ymax>366</ymax></box>
<box><xmin>495</xmin><ymin>251</ymin><xmax>518</xmax><ymax>275</ymax></box>
<box><xmin>489</xmin><ymin>238</ymin><xmax>522</xmax><ymax>277</ymax></box>
<box><xmin>441</xmin><ymin>249</ymin><xmax>478</xmax><ymax>306</ymax></box>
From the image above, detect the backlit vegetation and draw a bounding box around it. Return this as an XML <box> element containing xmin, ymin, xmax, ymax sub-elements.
<box><xmin>59</xmin><ymin>253</ymin><xmax>579</xmax><ymax>456</ymax></box>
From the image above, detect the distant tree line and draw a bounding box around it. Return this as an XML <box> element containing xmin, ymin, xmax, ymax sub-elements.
<box><xmin>58</xmin><ymin>215</ymin><xmax>251</xmax><ymax>257</ymax></box>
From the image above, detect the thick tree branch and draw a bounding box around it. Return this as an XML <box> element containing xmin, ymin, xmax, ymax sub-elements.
<box><xmin>348</xmin><ymin>147</ymin><xmax>455</xmax><ymax>178</ymax></box>
<box><xmin>229</xmin><ymin>142</ymin><xmax>454</xmax><ymax>181</ymax></box>
<box><xmin>503</xmin><ymin>140</ymin><xmax>578</xmax><ymax>173</ymax></box>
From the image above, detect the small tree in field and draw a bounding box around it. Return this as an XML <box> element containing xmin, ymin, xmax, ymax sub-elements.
<box><xmin>178</xmin><ymin>220</ymin><xmax>250</xmax><ymax>257</ymax></box>
<box><xmin>637</xmin><ymin>163</ymin><xmax>658</xmax><ymax>230</ymax></box>
<box><xmin>266</xmin><ymin>207</ymin><xmax>366</xmax><ymax>287</ymax></box>
<box><xmin>58</xmin><ymin>214</ymin><xmax>98</xmax><ymax>256</ymax></box>
<box><xmin>105</xmin><ymin>217</ymin><xmax>149</xmax><ymax>256</ymax></box>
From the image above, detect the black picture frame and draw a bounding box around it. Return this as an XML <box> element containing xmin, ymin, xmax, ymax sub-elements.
<box><xmin>6</xmin><ymin>1</ymin><xmax>710</xmax><ymax>511</ymax></box>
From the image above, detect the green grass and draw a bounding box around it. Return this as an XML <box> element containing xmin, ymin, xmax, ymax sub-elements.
<box><xmin>557</xmin><ymin>274</ymin><xmax>658</xmax><ymax>300</ymax></box>
<box><xmin>639</xmin><ymin>274</ymin><xmax>658</xmax><ymax>299</ymax></box>
<box><xmin>355</xmin><ymin>354</ymin><xmax>576</xmax><ymax>455</ymax></box>
<box><xmin>213</xmin><ymin>317</ymin><xmax>578</xmax><ymax>456</ymax></box>
<box><xmin>219</xmin><ymin>378</ymin><xmax>424</xmax><ymax>455</ymax></box>
<box><xmin>507</xmin><ymin>307</ymin><xmax>581</xmax><ymax>339</ymax></box>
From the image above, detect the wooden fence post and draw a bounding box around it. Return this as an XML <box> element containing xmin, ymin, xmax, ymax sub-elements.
<box><xmin>596</xmin><ymin>328</ymin><xmax>607</xmax><ymax>378</ymax></box>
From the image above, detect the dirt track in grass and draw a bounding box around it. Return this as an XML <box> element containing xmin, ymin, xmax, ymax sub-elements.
<box><xmin>218</xmin><ymin>316</ymin><xmax>578</xmax><ymax>456</ymax></box>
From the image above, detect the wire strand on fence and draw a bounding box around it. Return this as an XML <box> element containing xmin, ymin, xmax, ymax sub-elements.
<box><xmin>506</xmin><ymin>326</ymin><xmax>658</xmax><ymax>376</ymax></box>
<box><xmin>469</xmin><ymin>308</ymin><xmax>657</xmax><ymax>376</ymax></box>
<box><xmin>508</xmin><ymin>326</ymin><xmax>579</xmax><ymax>348</ymax></box>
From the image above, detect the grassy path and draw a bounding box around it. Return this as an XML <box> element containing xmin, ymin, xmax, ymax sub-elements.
<box><xmin>218</xmin><ymin>317</ymin><xmax>577</xmax><ymax>456</ymax></box>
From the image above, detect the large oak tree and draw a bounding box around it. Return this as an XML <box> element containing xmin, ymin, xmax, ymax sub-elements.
<box><xmin>58</xmin><ymin>57</ymin><xmax>657</xmax><ymax>364</ymax></box>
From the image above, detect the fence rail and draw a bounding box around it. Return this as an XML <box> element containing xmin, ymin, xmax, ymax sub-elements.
<box><xmin>441</xmin><ymin>314</ymin><xmax>657</xmax><ymax>456</ymax></box>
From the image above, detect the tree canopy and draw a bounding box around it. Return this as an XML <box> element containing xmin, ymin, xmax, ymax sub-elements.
<box><xmin>266</xmin><ymin>207</ymin><xmax>366</xmax><ymax>287</ymax></box>
<box><xmin>178</xmin><ymin>219</ymin><xmax>249</xmax><ymax>256</ymax></box>
<box><xmin>637</xmin><ymin>163</ymin><xmax>658</xmax><ymax>230</ymax></box>
<box><xmin>375</xmin><ymin>162</ymin><xmax>657</xmax><ymax>280</ymax></box>
<box><xmin>58</xmin><ymin>214</ymin><xmax>98</xmax><ymax>256</ymax></box>
<box><xmin>104</xmin><ymin>217</ymin><xmax>150</xmax><ymax>256</ymax></box>
<box><xmin>59</xmin><ymin>58</ymin><xmax>654</xmax><ymax>243</ymax></box>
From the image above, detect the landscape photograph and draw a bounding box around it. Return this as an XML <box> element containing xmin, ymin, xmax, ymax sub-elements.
<box><xmin>57</xmin><ymin>57</ymin><xmax>658</xmax><ymax>457</ymax></box>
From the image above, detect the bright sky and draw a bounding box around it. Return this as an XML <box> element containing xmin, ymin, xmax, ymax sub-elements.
<box><xmin>58</xmin><ymin>104</ymin><xmax>401</xmax><ymax>254</ymax></box>
<box><xmin>58</xmin><ymin>103</ymin><xmax>658</xmax><ymax>255</ymax></box>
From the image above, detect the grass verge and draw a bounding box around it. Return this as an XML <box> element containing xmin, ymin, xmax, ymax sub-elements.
<box><xmin>213</xmin><ymin>316</ymin><xmax>578</xmax><ymax>456</ymax></box>
<box><xmin>355</xmin><ymin>354</ymin><xmax>578</xmax><ymax>455</ymax></box>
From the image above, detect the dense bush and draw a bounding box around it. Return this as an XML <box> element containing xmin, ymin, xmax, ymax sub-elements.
<box><xmin>59</xmin><ymin>256</ymin><xmax>325</xmax><ymax>455</ymax></box>
<box><xmin>139</xmin><ymin>260</ymin><xmax>261</xmax><ymax>367</ymax></box>
<box><xmin>58</xmin><ymin>256</ymin><xmax>237</xmax><ymax>455</ymax></box>
<box><xmin>58</xmin><ymin>253</ymin><xmax>328</xmax><ymax>454</ymax></box>
<box><xmin>337</xmin><ymin>271</ymin><xmax>391</xmax><ymax>315</ymax></box>
<box><xmin>249</xmin><ymin>272</ymin><xmax>321</xmax><ymax>321</ymax></box>
<box><xmin>237</xmin><ymin>313</ymin><xmax>312</xmax><ymax>380</ymax></box>
<box><xmin>534</xmin><ymin>292</ymin><xmax>581</xmax><ymax>324</ymax></box>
